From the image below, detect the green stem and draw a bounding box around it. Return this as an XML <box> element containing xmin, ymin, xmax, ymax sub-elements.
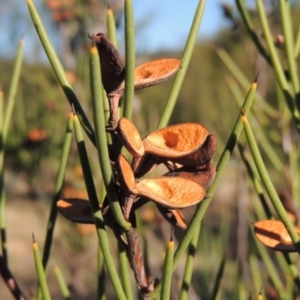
<box><xmin>41</xmin><ymin>114</ymin><xmax>73</xmax><ymax>269</ymax></box>
<box><xmin>123</xmin><ymin>0</ymin><xmax>135</xmax><ymax>121</ymax></box>
<box><xmin>151</xmin><ymin>78</ymin><xmax>257</xmax><ymax>298</ymax></box>
<box><xmin>256</xmin><ymin>0</ymin><xmax>300</xmax><ymax>125</ymax></box>
<box><xmin>53</xmin><ymin>267</ymin><xmax>71</xmax><ymax>300</ymax></box>
<box><xmin>118</xmin><ymin>245</ymin><xmax>133</xmax><ymax>300</ymax></box>
<box><xmin>0</xmin><ymin>88</ymin><xmax>7</xmax><ymax>265</ymax></box>
<box><xmin>27</xmin><ymin>0</ymin><xmax>96</xmax><ymax>145</ymax></box>
<box><xmin>235</xmin><ymin>0</ymin><xmax>271</xmax><ymax>64</ymax></box>
<box><xmin>242</xmin><ymin>113</ymin><xmax>300</xmax><ymax>253</ymax></box>
<box><xmin>107</xmin><ymin>7</ymin><xmax>118</xmax><ymax>48</ymax></box>
<box><xmin>3</xmin><ymin>38</ymin><xmax>24</xmax><ymax>142</ymax></box>
<box><xmin>279</xmin><ymin>0</ymin><xmax>299</xmax><ymax>95</ymax></box>
<box><xmin>210</xmin><ymin>252</ymin><xmax>226</xmax><ymax>300</ymax></box>
<box><xmin>97</xmin><ymin>245</ymin><xmax>106</xmax><ymax>300</ymax></box>
<box><xmin>32</xmin><ymin>237</ymin><xmax>52</xmax><ymax>300</ymax></box>
<box><xmin>160</xmin><ymin>232</ymin><xmax>174</xmax><ymax>300</ymax></box>
<box><xmin>90</xmin><ymin>45</ymin><xmax>131</xmax><ymax>230</ymax></box>
<box><xmin>217</xmin><ymin>47</ymin><xmax>279</xmax><ymax>119</ymax></box>
<box><xmin>179</xmin><ymin>225</ymin><xmax>200</xmax><ymax>300</ymax></box>
<box><xmin>157</xmin><ymin>0</ymin><xmax>206</xmax><ymax>128</ymax></box>
<box><xmin>73</xmin><ymin>114</ymin><xmax>127</xmax><ymax>300</ymax></box>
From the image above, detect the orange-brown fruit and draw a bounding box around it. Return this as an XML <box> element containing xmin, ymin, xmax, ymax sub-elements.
<box><xmin>116</xmin><ymin>155</ymin><xmax>138</xmax><ymax>194</ymax></box>
<box><xmin>89</xmin><ymin>33</ymin><xmax>125</xmax><ymax>94</ymax></box>
<box><xmin>254</xmin><ymin>219</ymin><xmax>300</xmax><ymax>252</ymax></box>
<box><xmin>143</xmin><ymin>123</ymin><xmax>208</xmax><ymax>159</ymax></box>
<box><xmin>156</xmin><ymin>205</ymin><xmax>187</xmax><ymax>229</ymax></box>
<box><xmin>137</xmin><ymin>176</ymin><xmax>206</xmax><ymax>209</ymax></box>
<box><xmin>57</xmin><ymin>198</ymin><xmax>94</xmax><ymax>224</ymax></box>
<box><xmin>117</xmin><ymin>118</ymin><xmax>144</xmax><ymax>158</ymax></box>
<box><xmin>164</xmin><ymin>163</ymin><xmax>216</xmax><ymax>191</ymax></box>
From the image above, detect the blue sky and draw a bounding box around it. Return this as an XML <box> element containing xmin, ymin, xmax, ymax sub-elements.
<box><xmin>132</xmin><ymin>0</ymin><xmax>235</xmax><ymax>53</ymax></box>
<box><xmin>0</xmin><ymin>0</ymin><xmax>235</xmax><ymax>63</ymax></box>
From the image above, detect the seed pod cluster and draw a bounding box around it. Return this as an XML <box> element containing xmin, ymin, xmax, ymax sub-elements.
<box><xmin>116</xmin><ymin>118</ymin><xmax>217</xmax><ymax>228</ymax></box>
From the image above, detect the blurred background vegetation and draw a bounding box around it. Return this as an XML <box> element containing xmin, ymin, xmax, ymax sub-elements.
<box><xmin>1</xmin><ymin>0</ymin><xmax>300</xmax><ymax>299</ymax></box>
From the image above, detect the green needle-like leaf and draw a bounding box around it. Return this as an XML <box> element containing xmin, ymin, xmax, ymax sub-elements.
<box><xmin>72</xmin><ymin>114</ymin><xmax>127</xmax><ymax>300</ymax></box>
<box><xmin>242</xmin><ymin>113</ymin><xmax>300</xmax><ymax>253</ymax></box>
<box><xmin>32</xmin><ymin>236</ymin><xmax>52</xmax><ymax>300</ymax></box>
<box><xmin>123</xmin><ymin>0</ymin><xmax>135</xmax><ymax>121</ymax></box>
<box><xmin>53</xmin><ymin>267</ymin><xmax>70</xmax><ymax>300</ymax></box>
<box><xmin>89</xmin><ymin>45</ymin><xmax>131</xmax><ymax>230</ymax></box>
<box><xmin>27</xmin><ymin>0</ymin><xmax>96</xmax><ymax>145</ymax></box>
<box><xmin>160</xmin><ymin>232</ymin><xmax>174</xmax><ymax>300</ymax></box>
<box><xmin>158</xmin><ymin>0</ymin><xmax>206</xmax><ymax>128</ymax></box>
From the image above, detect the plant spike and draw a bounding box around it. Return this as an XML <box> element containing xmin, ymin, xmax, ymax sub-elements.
<box><xmin>123</xmin><ymin>0</ymin><xmax>135</xmax><ymax>121</ymax></box>
<box><xmin>158</xmin><ymin>0</ymin><xmax>206</xmax><ymax>128</ymax></box>
<box><xmin>72</xmin><ymin>113</ymin><xmax>127</xmax><ymax>300</ymax></box>
<box><xmin>242</xmin><ymin>112</ymin><xmax>300</xmax><ymax>253</ymax></box>
<box><xmin>179</xmin><ymin>224</ymin><xmax>200</xmax><ymax>300</ymax></box>
<box><xmin>151</xmin><ymin>77</ymin><xmax>257</xmax><ymax>298</ymax></box>
<box><xmin>160</xmin><ymin>231</ymin><xmax>174</xmax><ymax>300</ymax></box>
<box><xmin>27</xmin><ymin>0</ymin><xmax>96</xmax><ymax>145</ymax></box>
<box><xmin>32</xmin><ymin>235</ymin><xmax>52</xmax><ymax>300</ymax></box>
<box><xmin>53</xmin><ymin>267</ymin><xmax>71</xmax><ymax>300</ymax></box>
<box><xmin>90</xmin><ymin>44</ymin><xmax>131</xmax><ymax>230</ymax></box>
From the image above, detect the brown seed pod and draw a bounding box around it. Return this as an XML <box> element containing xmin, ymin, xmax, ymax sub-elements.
<box><xmin>116</xmin><ymin>154</ymin><xmax>138</xmax><ymax>194</ymax></box>
<box><xmin>171</xmin><ymin>133</ymin><xmax>217</xmax><ymax>167</ymax></box>
<box><xmin>143</xmin><ymin>123</ymin><xmax>208</xmax><ymax>159</ymax></box>
<box><xmin>132</xmin><ymin>154</ymin><xmax>160</xmax><ymax>178</ymax></box>
<box><xmin>89</xmin><ymin>33</ymin><xmax>125</xmax><ymax>94</ymax></box>
<box><xmin>133</xmin><ymin>58</ymin><xmax>181</xmax><ymax>90</ymax></box>
<box><xmin>57</xmin><ymin>198</ymin><xmax>94</xmax><ymax>224</ymax></box>
<box><xmin>254</xmin><ymin>219</ymin><xmax>300</xmax><ymax>252</ymax></box>
<box><xmin>164</xmin><ymin>162</ymin><xmax>216</xmax><ymax>191</ymax></box>
<box><xmin>117</xmin><ymin>118</ymin><xmax>144</xmax><ymax>158</ymax></box>
<box><xmin>137</xmin><ymin>176</ymin><xmax>206</xmax><ymax>209</ymax></box>
<box><xmin>156</xmin><ymin>204</ymin><xmax>187</xmax><ymax>229</ymax></box>
<box><xmin>118</xmin><ymin>58</ymin><xmax>181</xmax><ymax>91</ymax></box>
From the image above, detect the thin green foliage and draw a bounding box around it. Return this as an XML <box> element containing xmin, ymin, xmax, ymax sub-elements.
<box><xmin>53</xmin><ymin>267</ymin><xmax>71</xmax><ymax>300</ymax></box>
<box><xmin>89</xmin><ymin>45</ymin><xmax>130</xmax><ymax>230</ymax></box>
<box><xmin>158</xmin><ymin>0</ymin><xmax>206</xmax><ymax>128</ymax></box>
<box><xmin>72</xmin><ymin>113</ymin><xmax>127</xmax><ymax>300</ymax></box>
<box><xmin>27</xmin><ymin>0</ymin><xmax>96</xmax><ymax>145</ymax></box>
<box><xmin>32</xmin><ymin>236</ymin><xmax>52</xmax><ymax>300</ymax></box>
<box><xmin>242</xmin><ymin>113</ymin><xmax>300</xmax><ymax>252</ymax></box>
<box><xmin>160</xmin><ymin>232</ymin><xmax>174</xmax><ymax>300</ymax></box>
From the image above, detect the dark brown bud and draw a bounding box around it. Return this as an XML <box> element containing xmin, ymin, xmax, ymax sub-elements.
<box><xmin>89</xmin><ymin>33</ymin><xmax>125</xmax><ymax>94</ymax></box>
